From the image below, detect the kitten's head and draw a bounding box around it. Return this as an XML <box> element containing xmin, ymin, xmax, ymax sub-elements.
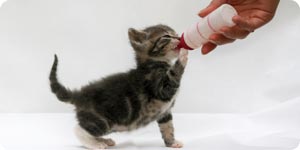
<box><xmin>128</xmin><ymin>24</ymin><xmax>180</xmax><ymax>64</ymax></box>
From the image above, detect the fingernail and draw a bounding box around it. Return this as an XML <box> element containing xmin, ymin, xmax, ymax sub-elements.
<box><xmin>198</xmin><ymin>10</ymin><xmax>204</xmax><ymax>17</ymax></box>
<box><xmin>199</xmin><ymin>9</ymin><xmax>204</xmax><ymax>14</ymax></box>
<box><xmin>202</xmin><ymin>49</ymin><xmax>211</xmax><ymax>55</ymax></box>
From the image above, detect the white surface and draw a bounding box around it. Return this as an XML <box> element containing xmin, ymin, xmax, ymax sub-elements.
<box><xmin>0</xmin><ymin>98</ymin><xmax>300</xmax><ymax>150</ymax></box>
<box><xmin>0</xmin><ymin>0</ymin><xmax>299</xmax><ymax>115</ymax></box>
<box><xmin>0</xmin><ymin>0</ymin><xmax>300</xmax><ymax>149</ymax></box>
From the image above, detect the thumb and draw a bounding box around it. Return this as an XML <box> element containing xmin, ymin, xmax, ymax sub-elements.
<box><xmin>198</xmin><ymin>0</ymin><xmax>227</xmax><ymax>18</ymax></box>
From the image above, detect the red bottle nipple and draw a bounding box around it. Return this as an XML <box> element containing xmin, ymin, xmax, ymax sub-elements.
<box><xmin>176</xmin><ymin>34</ymin><xmax>193</xmax><ymax>50</ymax></box>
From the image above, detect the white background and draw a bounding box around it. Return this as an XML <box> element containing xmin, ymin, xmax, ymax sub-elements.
<box><xmin>0</xmin><ymin>0</ymin><xmax>299</xmax><ymax>113</ymax></box>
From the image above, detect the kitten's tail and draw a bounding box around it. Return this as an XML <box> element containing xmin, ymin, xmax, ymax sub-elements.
<box><xmin>49</xmin><ymin>54</ymin><xmax>76</xmax><ymax>104</ymax></box>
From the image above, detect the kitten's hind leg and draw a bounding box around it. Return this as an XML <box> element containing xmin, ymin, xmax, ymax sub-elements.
<box><xmin>75</xmin><ymin>125</ymin><xmax>108</xmax><ymax>150</ymax></box>
<box><xmin>96</xmin><ymin>137</ymin><xmax>116</xmax><ymax>147</ymax></box>
<box><xmin>75</xmin><ymin>111</ymin><xmax>116</xmax><ymax>149</ymax></box>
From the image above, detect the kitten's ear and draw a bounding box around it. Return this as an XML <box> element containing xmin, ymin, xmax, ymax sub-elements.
<box><xmin>128</xmin><ymin>28</ymin><xmax>147</xmax><ymax>51</ymax></box>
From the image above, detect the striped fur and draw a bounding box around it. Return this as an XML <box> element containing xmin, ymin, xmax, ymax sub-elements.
<box><xmin>49</xmin><ymin>24</ymin><xmax>187</xmax><ymax>149</ymax></box>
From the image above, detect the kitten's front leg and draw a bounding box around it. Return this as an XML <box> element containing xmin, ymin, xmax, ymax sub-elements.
<box><xmin>169</xmin><ymin>49</ymin><xmax>188</xmax><ymax>81</ymax></box>
<box><xmin>151</xmin><ymin>50</ymin><xmax>188</xmax><ymax>100</ymax></box>
<box><xmin>178</xmin><ymin>49</ymin><xmax>188</xmax><ymax>67</ymax></box>
<box><xmin>157</xmin><ymin>113</ymin><xmax>183</xmax><ymax>148</ymax></box>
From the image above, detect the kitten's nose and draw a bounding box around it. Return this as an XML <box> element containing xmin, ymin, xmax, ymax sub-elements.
<box><xmin>173</xmin><ymin>38</ymin><xmax>180</xmax><ymax>46</ymax></box>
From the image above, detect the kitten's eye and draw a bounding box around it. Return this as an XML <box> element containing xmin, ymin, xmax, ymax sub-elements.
<box><xmin>158</xmin><ymin>38</ymin><xmax>171</xmax><ymax>49</ymax></box>
<box><xmin>162</xmin><ymin>34</ymin><xmax>180</xmax><ymax>40</ymax></box>
<box><xmin>162</xmin><ymin>35</ymin><xmax>171</xmax><ymax>38</ymax></box>
<box><xmin>149</xmin><ymin>35</ymin><xmax>173</xmax><ymax>55</ymax></box>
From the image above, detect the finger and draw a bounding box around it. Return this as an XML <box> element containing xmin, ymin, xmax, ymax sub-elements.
<box><xmin>209</xmin><ymin>34</ymin><xmax>236</xmax><ymax>45</ymax></box>
<box><xmin>233</xmin><ymin>15</ymin><xmax>264</xmax><ymax>32</ymax></box>
<box><xmin>201</xmin><ymin>42</ymin><xmax>217</xmax><ymax>55</ymax></box>
<box><xmin>198</xmin><ymin>0</ymin><xmax>227</xmax><ymax>17</ymax></box>
<box><xmin>220</xmin><ymin>26</ymin><xmax>250</xmax><ymax>39</ymax></box>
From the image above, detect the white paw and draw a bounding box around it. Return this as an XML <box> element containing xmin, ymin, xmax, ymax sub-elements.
<box><xmin>103</xmin><ymin>138</ymin><xmax>116</xmax><ymax>146</ymax></box>
<box><xmin>89</xmin><ymin>142</ymin><xmax>108</xmax><ymax>150</ymax></box>
<box><xmin>179</xmin><ymin>49</ymin><xmax>188</xmax><ymax>67</ymax></box>
<box><xmin>170</xmin><ymin>140</ymin><xmax>183</xmax><ymax>148</ymax></box>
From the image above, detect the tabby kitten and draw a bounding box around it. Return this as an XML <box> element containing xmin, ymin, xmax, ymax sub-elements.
<box><xmin>49</xmin><ymin>24</ymin><xmax>188</xmax><ymax>149</ymax></box>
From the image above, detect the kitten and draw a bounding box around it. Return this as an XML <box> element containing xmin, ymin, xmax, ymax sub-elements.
<box><xmin>49</xmin><ymin>24</ymin><xmax>188</xmax><ymax>149</ymax></box>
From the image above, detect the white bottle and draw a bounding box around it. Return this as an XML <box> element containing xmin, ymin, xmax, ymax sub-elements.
<box><xmin>177</xmin><ymin>4</ymin><xmax>238</xmax><ymax>50</ymax></box>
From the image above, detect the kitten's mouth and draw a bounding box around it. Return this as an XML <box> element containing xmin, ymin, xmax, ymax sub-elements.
<box><xmin>172</xmin><ymin>40</ymin><xmax>181</xmax><ymax>53</ymax></box>
<box><xmin>174</xmin><ymin>47</ymin><xmax>181</xmax><ymax>53</ymax></box>
<box><xmin>172</xmin><ymin>44</ymin><xmax>178</xmax><ymax>50</ymax></box>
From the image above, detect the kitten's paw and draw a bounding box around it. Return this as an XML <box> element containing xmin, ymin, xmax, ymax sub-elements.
<box><xmin>89</xmin><ymin>142</ymin><xmax>108</xmax><ymax>150</ymax></box>
<box><xmin>179</xmin><ymin>49</ymin><xmax>188</xmax><ymax>67</ymax></box>
<box><xmin>103</xmin><ymin>138</ymin><xmax>116</xmax><ymax>146</ymax></box>
<box><xmin>168</xmin><ymin>140</ymin><xmax>183</xmax><ymax>148</ymax></box>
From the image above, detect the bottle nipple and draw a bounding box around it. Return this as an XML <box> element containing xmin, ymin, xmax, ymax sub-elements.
<box><xmin>176</xmin><ymin>34</ymin><xmax>193</xmax><ymax>50</ymax></box>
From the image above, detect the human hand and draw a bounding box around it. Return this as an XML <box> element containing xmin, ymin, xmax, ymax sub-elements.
<box><xmin>198</xmin><ymin>0</ymin><xmax>280</xmax><ymax>55</ymax></box>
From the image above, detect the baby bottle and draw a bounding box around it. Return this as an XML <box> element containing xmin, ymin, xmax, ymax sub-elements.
<box><xmin>177</xmin><ymin>4</ymin><xmax>238</xmax><ymax>50</ymax></box>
